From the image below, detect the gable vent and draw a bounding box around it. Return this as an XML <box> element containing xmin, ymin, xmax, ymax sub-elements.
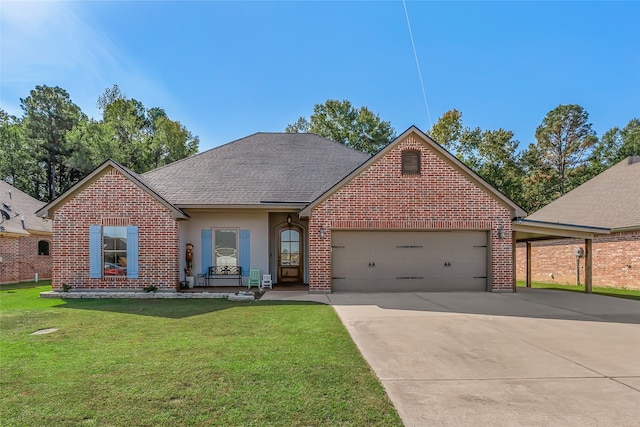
<box><xmin>402</xmin><ymin>150</ymin><xmax>421</xmax><ymax>175</ymax></box>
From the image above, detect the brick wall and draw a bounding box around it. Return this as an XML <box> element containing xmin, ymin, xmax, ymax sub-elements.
<box><xmin>516</xmin><ymin>231</ymin><xmax>640</xmax><ymax>289</ymax></box>
<box><xmin>308</xmin><ymin>134</ymin><xmax>514</xmax><ymax>292</ymax></box>
<box><xmin>0</xmin><ymin>234</ymin><xmax>52</xmax><ymax>284</ymax></box>
<box><xmin>0</xmin><ymin>236</ymin><xmax>19</xmax><ymax>283</ymax></box>
<box><xmin>52</xmin><ymin>168</ymin><xmax>180</xmax><ymax>291</ymax></box>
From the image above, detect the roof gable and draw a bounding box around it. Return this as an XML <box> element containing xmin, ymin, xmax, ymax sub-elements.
<box><xmin>36</xmin><ymin>160</ymin><xmax>188</xmax><ymax>220</ymax></box>
<box><xmin>527</xmin><ymin>156</ymin><xmax>640</xmax><ymax>230</ymax></box>
<box><xmin>300</xmin><ymin>126</ymin><xmax>526</xmax><ymax>218</ymax></box>
<box><xmin>141</xmin><ymin>132</ymin><xmax>370</xmax><ymax>207</ymax></box>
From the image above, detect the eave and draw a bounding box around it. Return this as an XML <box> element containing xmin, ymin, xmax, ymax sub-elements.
<box><xmin>513</xmin><ymin>218</ymin><xmax>610</xmax><ymax>242</ymax></box>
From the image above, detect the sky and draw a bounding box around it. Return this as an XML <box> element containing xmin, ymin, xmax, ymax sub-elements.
<box><xmin>1</xmin><ymin>1</ymin><xmax>639</xmax><ymax>153</ymax></box>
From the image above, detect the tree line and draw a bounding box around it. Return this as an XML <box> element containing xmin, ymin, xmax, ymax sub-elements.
<box><xmin>287</xmin><ymin>100</ymin><xmax>639</xmax><ymax>213</ymax></box>
<box><xmin>1</xmin><ymin>89</ymin><xmax>638</xmax><ymax>214</ymax></box>
<box><xmin>0</xmin><ymin>85</ymin><xmax>199</xmax><ymax>202</ymax></box>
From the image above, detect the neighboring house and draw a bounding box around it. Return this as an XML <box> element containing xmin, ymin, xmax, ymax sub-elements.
<box><xmin>37</xmin><ymin>127</ymin><xmax>525</xmax><ymax>293</ymax></box>
<box><xmin>516</xmin><ymin>156</ymin><xmax>640</xmax><ymax>289</ymax></box>
<box><xmin>0</xmin><ymin>181</ymin><xmax>52</xmax><ymax>283</ymax></box>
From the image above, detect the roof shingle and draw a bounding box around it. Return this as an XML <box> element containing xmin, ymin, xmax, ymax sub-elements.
<box><xmin>0</xmin><ymin>181</ymin><xmax>51</xmax><ymax>235</ymax></box>
<box><xmin>141</xmin><ymin>132</ymin><xmax>370</xmax><ymax>206</ymax></box>
<box><xmin>527</xmin><ymin>156</ymin><xmax>640</xmax><ymax>230</ymax></box>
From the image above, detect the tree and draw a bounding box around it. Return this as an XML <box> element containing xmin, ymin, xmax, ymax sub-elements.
<box><xmin>585</xmin><ymin>117</ymin><xmax>640</xmax><ymax>179</ymax></box>
<box><xmin>148</xmin><ymin>116</ymin><xmax>199</xmax><ymax>169</ymax></box>
<box><xmin>534</xmin><ymin>104</ymin><xmax>597</xmax><ymax>196</ymax></box>
<box><xmin>429</xmin><ymin>109</ymin><xmax>464</xmax><ymax>153</ymax></box>
<box><xmin>620</xmin><ymin>118</ymin><xmax>640</xmax><ymax>158</ymax></box>
<box><xmin>429</xmin><ymin>110</ymin><xmax>525</xmax><ymax>208</ymax></box>
<box><xmin>65</xmin><ymin>117</ymin><xmax>120</xmax><ymax>175</ymax></box>
<box><xmin>20</xmin><ymin>85</ymin><xmax>83</xmax><ymax>201</ymax></box>
<box><xmin>96</xmin><ymin>85</ymin><xmax>199</xmax><ymax>172</ymax></box>
<box><xmin>102</xmin><ymin>96</ymin><xmax>150</xmax><ymax>171</ymax></box>
<box><xmin>285</xmin><ymin>99</ymin><xmax>395</xmax><ymax>155</ymax></box>
<box><xmin>518</xmin><ymin>143</ymin><xmax>559</xmax><ymax>213</ymax></box>
<box><xmin>0</xmin><ymin>110</ymin><xmax>43</xmax><ymax>197</ymax></box>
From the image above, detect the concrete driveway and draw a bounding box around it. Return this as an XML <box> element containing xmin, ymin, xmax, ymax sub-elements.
<box><xmin>262</xmin><ymin>288</ymin><xmax>640</xmax><ymax>426</ymax></box>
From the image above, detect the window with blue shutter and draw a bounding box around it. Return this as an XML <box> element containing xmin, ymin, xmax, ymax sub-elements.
<box><xmin>89</xmin><ymin>225</ymin><xmax>102</xmax><ymax>278</ymax></box>
<box><xmin>89</xmin><ymin>225</ymin><xmax>139</xmax><ymax>278</ymax></box>
<box><xmin>201</xmin><ymin>229</ymin><xmax>212</xmax><ymax>274</ymax></box>
<box><xmin>239</xmin><ymin>229</ymin><xmax>250</xmax><ymax>277</ymax></box>
<box><xmin>126</xmin><ymin>225</ymin><xmax>138</xmax><ymax>279</ymax></box>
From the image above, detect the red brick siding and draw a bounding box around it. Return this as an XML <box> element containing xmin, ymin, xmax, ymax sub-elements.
<box><xmin>0</xmin><ymin>234</ymin><xmax>52</xmax><ymax>284</ymax></box>
<box><xmin>308</xmin><ymin>135</ymin><xmax>514</xmax><ymax>292</ymax></box>
<box><xmin>516</xmin><ymin>231</ymin><xmax>640</xmax><ymax>289</ymax></box>
<box><xmin>52</xmin><ymin>168</ymin><xmax>180</xmax><ymax>291</ymax></box>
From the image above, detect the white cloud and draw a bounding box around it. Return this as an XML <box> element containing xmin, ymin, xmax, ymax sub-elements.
<box><xmin>0</xmin><ymin>1</ymin><xmax>175</xmax><ymax>120</ymax></box>
<box><xmin>1</xmin><ymin>2</ymin><xmax>118</xmax><ymax>82</ymax></box>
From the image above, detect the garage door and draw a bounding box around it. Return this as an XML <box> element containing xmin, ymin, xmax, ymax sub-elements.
<box><xmin>331</xmin><ymin>231</ymin><xmax>488</xmax><ymax>292</ymax></box>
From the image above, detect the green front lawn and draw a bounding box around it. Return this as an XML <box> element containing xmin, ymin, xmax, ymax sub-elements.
<box><xmin>516</xmin><ymin>280</ymin><xmax>640</xmax><ymax>301</ymax></box>
<box><xmin>0</xmin><ymin>282</ymin><xmax>401</xmax><ymax>426</ymax></box>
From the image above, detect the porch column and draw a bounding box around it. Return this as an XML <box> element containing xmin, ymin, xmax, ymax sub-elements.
<box><xmin>526</xmin><ymin>241</ymin><xmax>532</xmax><ymax>288</ymax></box>
<box><xmin>585</xmin><ymin>238</ymin><xmax>593</xmax><ymax>293</ymax></box>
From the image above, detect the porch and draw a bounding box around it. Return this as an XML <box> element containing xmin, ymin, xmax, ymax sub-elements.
<box><xmin>180</xmin><ymin>283</ymin><xmax>309</xmax><ymax>293</ymax></box>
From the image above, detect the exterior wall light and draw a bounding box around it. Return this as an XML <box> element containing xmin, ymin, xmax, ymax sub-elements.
<box><xmin>287</xmin><ymin>215</ymin><xmax>292</xmax><ymax>225</ymax></box>
<box><xmin>319</xmin><ymin>228</ymin><xmax>326</xmax><ymax>239</ymax></box>
<box><xmin>497</xmin><ymin>225</ymin><xmax>505</xmax><ymax>240</ymax></box>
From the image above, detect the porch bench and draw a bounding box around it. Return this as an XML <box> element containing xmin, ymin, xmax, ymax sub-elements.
<box><xmin>204</xmin><ymin>266</ymin><xmax>243</xmax><ymax>287</ymax></box>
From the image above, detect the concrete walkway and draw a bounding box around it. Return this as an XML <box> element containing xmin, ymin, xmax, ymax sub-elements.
<box><xmin>261</xmin><ymin>289</ymin><xmax>640</xmax><ymax>426</ymax></box>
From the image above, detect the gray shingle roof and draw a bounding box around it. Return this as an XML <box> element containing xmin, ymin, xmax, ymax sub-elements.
<box><xmin>527</xmin><ymin>156</ymin><xmax>640</xmax><ymax>230</ymax></box>
<box><xmin>141</xmin><ymin>132</ymin><xmax>370</xmax><ymax>206</ymax></box>
<box><xmin>0</xmin><ymin>180</ymin><xmax>51</xmax><ymax>235</ymax></box>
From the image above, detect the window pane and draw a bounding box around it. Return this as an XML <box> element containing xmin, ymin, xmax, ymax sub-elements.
<box><xmin>290</xmin><ymin>241</ymin><xmax>299</xmax><ymax>254</ymax></box>
<box><xmin>289</xmin><ymin>253</ymin><xmax>299</xmax><ymax>266</ymax></box>
<box><xmin>103</xmin><ymin>226</ymin><xmax>126</xmax><ymax>240</ymax></box>
<box><xmin>38</xmin><ymin>240</ymin><xmax>50</xmax><ymax>256</ymax></box>
<box><xmin>282</xmin><ymin>229</ymin><xmax>291</xmax><ymax>241</ymax></box>
<box><xmin>103</xmin><ymin>226</ymin><xmax>127</xmax><ymax>276</ymax></box>
<box><xmin>116</xmin><ymin>238</ymin><xmax>127</xmax><ymax>251</ymax></box>
<box><xmin>215</xmin><ymin>229</ymin><xmax>237</xmax><ymax>266</ymax></box>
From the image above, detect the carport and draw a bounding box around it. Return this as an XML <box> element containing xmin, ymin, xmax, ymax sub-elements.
<box><xmin>512</xmin><ymin>218</ymin><xmax>610</xmax><ymax>293</ymax></box>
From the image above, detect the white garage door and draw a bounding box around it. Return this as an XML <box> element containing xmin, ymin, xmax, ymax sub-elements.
<box><xmin>331</xmin><ymin>231</ymin><xmax>488</xmax><ymax>292</ymax></box>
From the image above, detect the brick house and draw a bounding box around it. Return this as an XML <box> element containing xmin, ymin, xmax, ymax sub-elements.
<box><xmin>0</xmin><ymin>181</ymin><xmax>52</xmax><ymax>284</ymax></box>
<box><xmin>37</xmin><ymin>127</ymin><xmax>526</xmax><ymax>293</ymax></box>
<box><xmin>515</xmin><ymin>156</ymin><xmax>640</xmax><ymax>289</ymax></box>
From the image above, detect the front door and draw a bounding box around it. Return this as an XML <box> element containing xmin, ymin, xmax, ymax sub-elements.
<box><xmin>278</xmin><ymin>226</ymin><xmax>303</xmax><ymax>283</ymax></box>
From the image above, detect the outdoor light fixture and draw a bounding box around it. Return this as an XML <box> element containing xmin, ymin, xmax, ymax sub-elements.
<box><xmin>319</xmin><ymin>228</ymin><xmax>326</xmax><ymax>239</ymax></box>
<box><xmin>497</xmin><ymin>225</ymin><xmax>505</xmax><ymax>240</ymax></box>
<box><xmin>287</xmin><ymin>215</ymin><xmax>292</xmax><ymax>225</ymax></box>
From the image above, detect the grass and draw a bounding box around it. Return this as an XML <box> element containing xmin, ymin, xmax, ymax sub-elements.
<box><xmin>516</xmin><ymin>280</ymin><xmax>640</xmax><ymax>301</ymax></box>
<box><xmin>0</xmin><ymin>281</ymin><xmax>402</xmax><ymax>426</ymax></box>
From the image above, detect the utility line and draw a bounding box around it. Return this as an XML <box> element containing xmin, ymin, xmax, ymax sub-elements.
<box><xmin>403</xmin><ymin>0</ymin><xmax>432</xmax><ymax>129</ymax></box>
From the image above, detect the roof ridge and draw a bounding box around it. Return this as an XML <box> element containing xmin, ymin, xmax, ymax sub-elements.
<box><xmin>141</xmin><ymin>132</ymin><xmax>371</xmax><ymax>177</ymax></box>
<box><xmin>142</xmin><ymin>132</ymin><xmax>263</xmax><ymax>176</ymax></box>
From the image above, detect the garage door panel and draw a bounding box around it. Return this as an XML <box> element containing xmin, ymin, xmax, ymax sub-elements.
<box><xmin>332</xmin><ymin>231</ymin><xmax>487</xmax><ymax>292</ymax></box>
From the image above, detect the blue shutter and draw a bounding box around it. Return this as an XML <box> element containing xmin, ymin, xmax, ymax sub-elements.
<box><xmin>201</xmin><ymin>229</ymin><xmax>212</xmax><ymax>274</ymax></box>
<box><xmin>126</xmin><ymin>225</ymin><xmax>139</xmax><ymax>279</ymax></box>
<box><xmin>89</xmin><ymin>225</ymin><xmax>102</xmax><ymax>278</ymax></box>
<box><xmin>239</xmin><ymin>229</ymin><xmax>250</xmax><ymax>277</ymax></box>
